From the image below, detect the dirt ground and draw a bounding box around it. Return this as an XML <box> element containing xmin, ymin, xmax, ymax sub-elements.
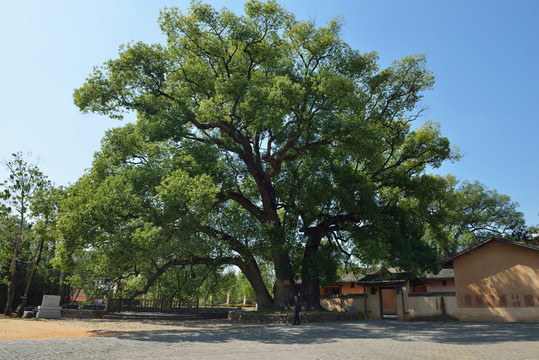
<box><xmin>0</xmin><ymin>315</ymin><xmax>252</xmax><ymax>340</ymax></box>
<box><xmin>0</xmin><ymin>317</ymin><xmax>94</xmax><ymax>339</ymax></box>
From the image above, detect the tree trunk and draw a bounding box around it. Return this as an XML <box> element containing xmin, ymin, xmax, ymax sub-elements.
<box><xmin>59</xmin><ymin>272</ymin><xmax>70</xmax><ymax>305</ymax></box>
<box><xmin>300</xmin><ymin>234</ymin><xmax>324</xmax><ymax>310</ymax></box>
<box><xmin>72</xmin><ymin>288</ymin><xmax>82</xmax><ymax>305</ymax></box>
<box><xmin>17</xmin><ymin>234</ymin><xmax>46</xmax><ymax>316</ymax></box>
<box><xmin>245</xmin><ymin>159</ymin><xmax>296</xmax><ymax>309</ymax></box>
<box><xmin>3</xmin><ymin>218</ymin><xmax>24</xmax><ymax>316</ymax></box>
<box><xmin>198</xmin><ymin>226</ymin><xmax>275</xmax><ymax>308</ymax></box>
<box><xmin>236</xmin><ymin>259</ymin><xmax>274</xmax><ymax>309</ymax></box>
<box><xmin>3</xmin><ymin>255</ymin><xmax>19</xmax><ymax>316</ymax></box>
<box><xmin>271</xmin><ymin>248</ymin><xmax>296</xmax><ymax>309</ymax></box>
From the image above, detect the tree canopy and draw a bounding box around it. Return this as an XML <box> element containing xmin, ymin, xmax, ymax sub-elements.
<box><xmin>422</xmin><ymin>176</ymin><xmax>529</xmax><ymax>255</ymax></box>
<box><xmin>65</xmin><ymin>0</ymin><xmax>461</xmax><ymax>309</ymax></box>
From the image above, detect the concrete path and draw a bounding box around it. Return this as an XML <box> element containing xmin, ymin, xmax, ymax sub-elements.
<box><xmin>1</xmin><ymin>320</ymin><xmax>538</xmax><ymax>359</ymax></box>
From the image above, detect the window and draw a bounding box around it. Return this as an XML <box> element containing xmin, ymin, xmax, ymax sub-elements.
<box><xmin>442</xmin><ymin>280</ymin><xmax>447</xmax><ymax>287</ymax></box>
<box><xmin>350</xmin><ymin>282</ymin><xmax>355</xmax><ymax>288</ymax></box>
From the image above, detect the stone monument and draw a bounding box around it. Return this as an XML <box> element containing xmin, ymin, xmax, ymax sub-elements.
<box><xmin>36</xmin><ymin>295</ymin><xmax>62</xmax><ymax>319</ymax></box>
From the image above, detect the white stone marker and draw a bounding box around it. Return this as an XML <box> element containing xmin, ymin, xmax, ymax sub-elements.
<box><xmin>36</xmin><ymin>295</ymin><xmax>62</xmax><ymax>319</ymax></box>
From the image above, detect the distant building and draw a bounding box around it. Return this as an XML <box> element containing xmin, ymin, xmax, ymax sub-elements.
<box><xmin>320</xmin><ymin>268</ymin><xmax>456</xmax><ymax>320</ymax></box>
<box><xmin>320</xmin><ymin>236</ymin><xmax>539</xmax><ymax>322</ymax></box>
<box><xmin>438</xmin><ymin>236</ymin><xmax>539</xmax><ymax>322</ymax></box>
<box><xmin>320</xmin><ymin>268</ymin><xmax>455</xmax><ymax>296</ymax></box>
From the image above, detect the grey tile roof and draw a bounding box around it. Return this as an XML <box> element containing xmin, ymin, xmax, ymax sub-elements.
<box><xmin>333</xmin><ymin>267</ymin><xmax>455</xmax><ymax>285</ymax></box>
<box><xmin>423</xmin><ymin>268</ymin><xmax>454</xmax><ymax>279</ymax></box>
<box><xmin>339</xmin><ymin>272</ymin><xmax>366</xmax><ymax>282</ymax></box>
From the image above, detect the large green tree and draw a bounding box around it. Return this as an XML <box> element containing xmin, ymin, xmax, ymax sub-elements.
<box><xmin>423</xmin><ymin>176</ymin><xmax>529</xmax><ymax>255</ymax></box>
<box><xmin>69</xmin><ymin>0</ymin><xmax>457</xmax><ymax>309</ymax></box>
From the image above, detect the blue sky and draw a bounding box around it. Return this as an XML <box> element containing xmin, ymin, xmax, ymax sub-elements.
<box><xmin>1</xmin><ymin>0</ymin><xmax>538</xmax><ymax>226</ymax></box>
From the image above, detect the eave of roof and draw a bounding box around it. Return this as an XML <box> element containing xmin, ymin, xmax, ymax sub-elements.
<box><xmin>356</xmin><ymin>279</ymin><xmax>407</xmax><ymax>285</ymax></box>
<box><xmin>355</xmin><ymin>270</ymin><xmax>411</xmax><ymax>285</ymax></box>
<box><xmin>438</xmin><ymin>236</ymin><xmax>539</xmax><ymax>268</ymax></box>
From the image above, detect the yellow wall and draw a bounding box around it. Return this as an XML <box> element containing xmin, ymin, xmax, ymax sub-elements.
<box><xmin>405</xmin><ymin>295</ymin><xmax>458</xmax><ymax>320</ymax></box>
<box><xmin>320</xmin><ymin>286</ymin><xmax>341</xmax><ymax>295</ymax></box>
<box><xmin>410</xmin><ymin>283</ymin><xmax>427</xmax><ymax>293</ymax></box>
<box><xmin>427</xmin><ymin>278</ymin><xmax>456</xmax><ymax>292</ymax></box>
<box><xmin>320</xmin><ymin>291</ymin><xmax>460</xmax><ymax>322</ymax></box>
<box><xmin>320</xmin><ymin>295</ymin><xmax>366</xmax><ymax>315</ymax></box>
<box><xmin>454</xmin><ymin>241</ymin><xmax>539</xmax><ymax>322</ymax></box>
<box><xmin>341</xmin><ymin>282</ymin><xmax>365</xmax><ymax>294</ymax></box>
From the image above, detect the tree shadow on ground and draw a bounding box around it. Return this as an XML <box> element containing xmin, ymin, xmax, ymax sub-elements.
<box><xmin>100</xmin><ymin>320</ymin><xmax>539</xmax><ymax>346</ymax></box>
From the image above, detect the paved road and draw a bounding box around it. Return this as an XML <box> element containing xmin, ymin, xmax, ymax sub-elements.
<box><xmin>1</xmin><ymin>320</ymin><xmax>538</xmax><ymax>359</ymax></box>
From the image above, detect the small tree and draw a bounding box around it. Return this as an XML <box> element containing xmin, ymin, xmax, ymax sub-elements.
<box><xmin>1</xmin><ymin>152</ymin><xmax>48</xmax><ymax>315</ymax></box>
<box><xmin>16</xmin><ymin>185</ymin><xmax>61</xmax><ymax>314</ymax></box>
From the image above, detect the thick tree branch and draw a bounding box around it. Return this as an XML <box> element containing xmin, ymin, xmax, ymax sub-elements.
<box><xmin>127</xmin><ymin>255</ymin><xmax>241</xmax><ymax>302</ymax></box>
<box><xmin>218</xmin><ymin>191</ymin><xmax>265</xmax><ymax>222</ymax></box>
<box><xmin>198</xmin><ymin>225</ymin><xmax>255</xmax><ymax>261</ymax></box>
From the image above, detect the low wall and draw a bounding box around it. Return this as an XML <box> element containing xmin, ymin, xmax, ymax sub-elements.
<box><xmin>320</xmin><ymin>292</ymin><xmax>458</xmax><ymax>321</ymax></box>
<box><xmin>405</xmin><ymin>293</ymin><xmax>458</xmax><ymax>321</ymax></box>
<box><xmin>199</xmin><ymin>312</ymin><xmax>229</xmax><ymax>319</ymax></box>
<box><xmin>320</xmin><ymin>294</ymin><xmax>366</xmax><ymax>316</ymax></box>
<box><xmin>60</xmin><ymin>309</ymin><xmax>106</xmax><ymax>319</ymax></box>
<box><xmin>228</xmin><ymin>311</ymin><xmax>363</xmax><ymax>324</ymax></box>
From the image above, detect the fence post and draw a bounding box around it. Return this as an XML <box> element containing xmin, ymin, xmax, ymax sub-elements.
<box><xmin>401</xmin><ymin>286</ymin><xmax>407</xmax><ymax>321</ymax></box>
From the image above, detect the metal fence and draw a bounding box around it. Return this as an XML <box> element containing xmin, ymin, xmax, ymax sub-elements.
<box><xmin>107</xmin><ymin>298</ymin><xmax>199</xmax><ymax>315</ymax></box>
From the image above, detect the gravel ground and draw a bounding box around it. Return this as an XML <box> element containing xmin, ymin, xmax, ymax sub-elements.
<box><xmin>1</xmin><ymin>316</ymin><xmax>263</xmax><ymax>339</ymax></box>
<box><xmin>65</xmin><ymin>318</ymin><xmax>261</xmax><ymax>333</ymax></box>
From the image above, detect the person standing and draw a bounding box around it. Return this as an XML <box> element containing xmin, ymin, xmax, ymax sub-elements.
<box><xmin>293</xmin><ymin>295</ymin><xmax>301</xmax><ymax>325</ymax></box>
